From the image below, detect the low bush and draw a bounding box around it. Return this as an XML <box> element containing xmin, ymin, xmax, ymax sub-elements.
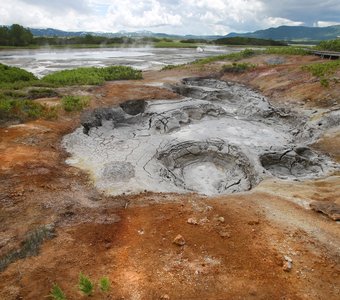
<box><xmin>26</xmin><ymin>88</ymin><xmax>59</xmax><ymax>99</ymax></box>
<box><xmin>42</xmin><ymin>66</ymin><xmax>142</xmax><ymax>86</ymax></box>
<box><xmin>0</xmin><ymin>63</ymin><xmax>37</xmax><ymax>83</ymax></box>
<box><xmin>61</xmin><ymin>95</ymin><xmax>90</xmax><ymax>112</ymax></box>
<box><xmin>316</xmin><ymin>39</ymin><xmax>340</xmax><ymax>52</ymax></box>
<box><xmin>264</xmin><ymin>47</ymin><xmax>309</xmax><ymax>56</ymax></box>
<box><xmin>302</xmin><ymin>60</ymin><xmax>340</xmax><ymax>87</ymax></box>
<box><xmin>193</xmin><ymin>48</ymin><xmax>258</xmax><ymax>65</ymax></box>
<box><xmin>222</xmin><ymin>62</ymin><xmax>256</xmax><ymax>73</ymax></box>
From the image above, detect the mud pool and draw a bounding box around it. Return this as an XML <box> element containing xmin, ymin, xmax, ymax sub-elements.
<box><xmin>0</xmin><ymin>46</ymin><xmax>233</xmax><ymax>77</ymax></box>
<box><xmin>63</xmin><ymin>78</ymin><xmax>338</xmax><ymax>196</ymax></box>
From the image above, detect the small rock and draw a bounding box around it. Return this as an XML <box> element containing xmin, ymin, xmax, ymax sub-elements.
<box><xmin>160</xmin><ymin>295</ymin><xmax>170</xmax><ymax>300</ymax></box>
<box><xmin>173</xmin><ymin>234</ymin><xmax>186</xmax><ymax>246</ymax></box>
<box><xmin>219</xmin><ymin>230</ymin><xmax>231</xmax><ymax>238</ymax></box>
<box><xmin>283</xmin><ymin>256</ymin><xmax>293</xmax><ymax>272</ymax></box>
<box><xmin>187</xmin><ymin>218</ymin><xmax>198</xmax><ymax>225</ymax></box>
<box><xmin>217</xmin><ymin>216</ymin><xmax>225</xmax><ymax>223</ymax></box>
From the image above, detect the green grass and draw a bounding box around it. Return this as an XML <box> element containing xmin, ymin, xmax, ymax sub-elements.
<box><xmin>99</xmin><ymin>276</ymin><xmax>110</xmax><ymax>292</ymax></box>
<box><xmin>42</xmin><ymin>66</ymin><xmax>142</xmax><ymax>86</ymax></box>
<box><xmin>302</xmin><ymin>60</ymin><xmax>340</xmax><ymax>87</ymax></box>
<box><xmin>26</xmin><ymin>88</ymin><xmax>59</xmax><ymax>100</ymax></box>
<box><xmin>193</xmin><ymin>48</ymin><xmax>258</xmax><ymax>65</ymax></box>
<box><xmin>263</xmin><ymin>47</ymin><xmax>310</xmax><ymax>56</ymax></box>
<box><xmin>221</xmin><ymin>62</ymin><xmax>257</xmax><ymax>73</ymax></box>
<box><xmin>0</xmin><ymin>225</ymin><xmax>55</xmax><ymax>272</ymax></box>
<box><xmin>0</xmin><ymin>64</ymin><xmax>142</xmax><ymax>124</ymax></box>
<box><xmin>49</xmin><ymin>284</ymin><xmax>67</xmax><ymax>300</ymax></box>
<box><xmin>0</xmin><ymin>63</ymin><xmax>37</xmax><ymax>83</ymax></box>
<box><xmin>79</xmin><ymin>273</ymin><xmax>94</xmax><ymax>296</ymax></box>
<box><xmin>316</xmin><ymin>39</ymin><xmax>340</xmax><ymax>52</ymax></box>
<box><xmin>61</xmin><ymin>95</ymin><xmax>90</xmax><ymax>112</ymax></box>
<box><xmin>154</xmin><ymin>41</ymin><xmax>198</xmax><ymax>48</ymax></box>
<box><xmin>0</xmin><ymin>98</ymin><xmax>45</xmax><ymax>122</ymax></box>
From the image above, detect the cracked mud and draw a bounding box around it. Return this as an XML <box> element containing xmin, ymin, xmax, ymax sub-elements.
<box><xmin>63</xmin><ymin>78</ymin><xmax>338</xmax><ymax>196</ymax></box>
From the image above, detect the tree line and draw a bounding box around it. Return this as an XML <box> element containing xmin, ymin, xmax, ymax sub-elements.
<box><xmin>0</xmin><ymin>24</ymin><xmax>33</xmax><ymax>46</ymax></box>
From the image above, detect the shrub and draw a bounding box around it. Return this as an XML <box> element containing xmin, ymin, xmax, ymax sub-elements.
<box><xmin>42</xmin><ymin>66</ymin><xmax>142</xmax><ymax>86</ymax></box>
<box><xmin>61</xmin><ymin>95</ymin><xmax>90</xmax><ymax>112</ymax></box>
<box><xmin>193</xmin><ymin>48</ymin><xmax>258</xmax><ymax>65</ymax></box>
<box><xmin>264</xmin><ymin>47</ymin><xmax>309</xmax><ymax>56</ymax></box>
<box><xmin>0</xmin><ymin>98</ymin><xmax>45</xmax><ymax>122</ymax></box>
<box><xmin>49</xmin><ymin>284</ymin><xmax>67</xmax><ymax>300</ymax></box>
<box><xmin>99</xmin><ymin>276</ymin><xmax>110</xmax><ymax>292</ymax></box>
<box><xmin>302</xmin><ymin>60</ymin><xmax>340</xmax><ymax>87</ymax></box>
<box><xmin>316</xmin><ymin>39</ymin><xmax>340</xmax><ymax>52</ymax></box>
<box><xmin>79</xmin><ymin>273</ymin><xmax>94</xmax><ymax>296</ymax></box>
<box><xmin>0</xmin><ymin>63</ymin><xmax>37</xmax><ymax>83</ymax></box>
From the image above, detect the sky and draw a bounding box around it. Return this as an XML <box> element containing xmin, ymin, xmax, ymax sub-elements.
<box><xmin>1</xmin><ymin>0</ymin><xmax>340</xmax><ymax>35</ymax></box>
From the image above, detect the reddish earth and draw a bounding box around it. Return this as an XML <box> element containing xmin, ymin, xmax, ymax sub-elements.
<box><xmin>0</xmin><ymin>55</ymin><xmax>339</xmax><ymax>300</ymax></box>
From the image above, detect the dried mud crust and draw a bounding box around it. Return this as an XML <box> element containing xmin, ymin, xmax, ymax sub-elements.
<box><xmin>0</xmin><ymin>56</ymin><xmax>340</xmax><ymax>300</ymax></box>
<box><xmin>63</xmin><ymin>77</ymin><xmax>338</xmax><ymax>196</ymax></box>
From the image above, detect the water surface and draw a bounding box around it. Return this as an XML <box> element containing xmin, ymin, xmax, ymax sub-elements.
<box><xmin>0</xmin><ymin>46</ymin><xmax>238</xmax><ymax>77</ymax></box>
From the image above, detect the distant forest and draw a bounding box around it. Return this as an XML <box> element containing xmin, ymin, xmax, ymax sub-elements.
<box><xmin>0</xmin><ymin>24</ymin><xmax>33</xmax><ymax>46</ymax></box>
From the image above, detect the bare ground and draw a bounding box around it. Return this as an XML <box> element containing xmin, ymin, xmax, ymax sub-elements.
<box><xmin>0</xmin><ymin>55</ymin><xmax>339</xmax><ymax>300</ymax></box>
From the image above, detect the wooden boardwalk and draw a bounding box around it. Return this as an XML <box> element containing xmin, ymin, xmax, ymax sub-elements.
<box><xmin>310</xmin><ymin>50</ymin><xmax>340</xmax><ymax>59</ymax></box>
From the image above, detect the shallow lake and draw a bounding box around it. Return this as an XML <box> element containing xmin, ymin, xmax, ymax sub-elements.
<box><xmin>0</xmin><ymin>46</ymin><xmax>239</xmax><ymax>77</ymax></box>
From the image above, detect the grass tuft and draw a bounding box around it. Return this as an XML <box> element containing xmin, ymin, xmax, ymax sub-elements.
<box><xmin>61</xmin><ymin>95</ymin><xmax>90</xmax><ymax>112</ymax></box>
<box><xmin>49</xmin><ymin>284</ymin><xmax>67</xmax><ymax>300</ymax></box>
<box><xmin>0</xmin><ymin>225</ymin><xmax>55</xmax><ymax>272</ymax></box>
<box><xmin>99</xmin><ymin>276</ymin><xmax>110</xmax><ymax>292</ymax></box>
<box><xmin>79</xmin><ymin>273</ymin><xmax>94</xmax><ymax>296</ymax></box>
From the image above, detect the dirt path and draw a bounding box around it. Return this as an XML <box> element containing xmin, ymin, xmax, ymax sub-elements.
<box><xmin>0</xmin><ymin>55</ymin><xmax>339</xmax><ymax>299</ymax></box>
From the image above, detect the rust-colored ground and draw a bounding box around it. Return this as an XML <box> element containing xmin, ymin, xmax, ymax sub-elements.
<box><xmin>0</xmin><ymin>55</ymin><xmax>339</xmax><ymax>300</ymax></box>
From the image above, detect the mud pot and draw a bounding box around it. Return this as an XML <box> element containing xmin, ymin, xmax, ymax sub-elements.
<box><xmin>63</xmin><ymin>78</ymin><xmax>338</xmax><ymax>196</ymax></box>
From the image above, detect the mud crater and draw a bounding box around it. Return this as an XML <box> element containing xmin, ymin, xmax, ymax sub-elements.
<box><xmin>63</xmin><ymin>78</ymin><xmax>338</xmax><ymax>196</ymax></box>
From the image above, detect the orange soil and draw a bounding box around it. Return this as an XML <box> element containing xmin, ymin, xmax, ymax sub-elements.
<box><xmin>0</xmin><ymin>55</ymin><xmax>339</xmax><ymax>300</ymax></box>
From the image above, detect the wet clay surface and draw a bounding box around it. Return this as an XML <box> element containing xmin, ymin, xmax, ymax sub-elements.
<box><xmin>0</xmin><ymin>55</ymin><xmax>340</xmax><ymax>300</ymax></box>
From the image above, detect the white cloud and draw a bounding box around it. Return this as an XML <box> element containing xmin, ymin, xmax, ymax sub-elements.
<box><xmin>0</xmin><ymin>0</ymin><xmax>339</xmax><ymax>35</ymax></box>
<box><xmin>314</xmin><ymin>21</ymin><xmax>340</xmax><ymax>27</ymax></box>
<box><xmin>264</xmin><ymin>17</ymin><xmax>304</xmax><ymax>28</ymax></box>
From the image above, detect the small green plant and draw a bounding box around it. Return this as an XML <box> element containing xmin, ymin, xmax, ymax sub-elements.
<box><xmin>320</xmin><ymin>78</ymin><xmax>330</xmax><ymax>88</ymax></box>
<box><xmin>161</xmin><ymin>64</ymin><xmax>177</xmax><ymax>70</ymax></box>
<box><xmin>99</xmin><ymin>276</ymin><xmax>110</xmax><ymax>292</ymax></box>
<box><xmin>79</xmin><ymin>273</ymin><xmax>94</xmax><ymax>296</ymax></box>
<box><xmin>49</xmin><ymin>284</ymin><xmax>67</xmax><ymax>300</ymax></box>
<box><xmin>61</xmin><ymin>95</ymin><xmax>90</xmax><ymax>112</ymax></box>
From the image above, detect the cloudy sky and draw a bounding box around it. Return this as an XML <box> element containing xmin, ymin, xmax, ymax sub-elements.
<box><xmin>1</xmin><ymin>0</ymin><xmax>340</xmax><ymax>35</ymax></box>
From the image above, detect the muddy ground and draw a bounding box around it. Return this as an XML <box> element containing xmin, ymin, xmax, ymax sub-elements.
<box><xmin>0</xmin><ymin>55</ymin><xmax>339</xmax><ymax>299</ymax></box>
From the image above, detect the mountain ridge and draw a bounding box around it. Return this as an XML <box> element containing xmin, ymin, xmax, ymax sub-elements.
<box><xmin>226</xmin><ymin>25</ymin><xmax>340</xmax><ymax>41</ymax></box>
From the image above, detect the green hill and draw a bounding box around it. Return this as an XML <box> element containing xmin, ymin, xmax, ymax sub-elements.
<box><xmin>226</xmin><ymin>25</ymin><xmax>340</xmax><ymax>42</ymax></box>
